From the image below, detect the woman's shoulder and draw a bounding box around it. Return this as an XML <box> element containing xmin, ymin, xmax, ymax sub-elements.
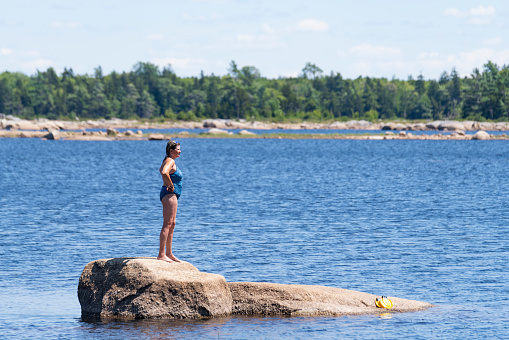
<box><xmin>160</xmin><ymin>157</ymin><xmax>175</xmax><ymax>172</ymax></box>
<box><xmin>163</xmin><ymin>156</ymin><xmax>175</xmax><ymax>165</ymax></box>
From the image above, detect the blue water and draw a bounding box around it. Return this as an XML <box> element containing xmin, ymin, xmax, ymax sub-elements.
<box><xmin>1</xmin><ymin>138</ymin><xmax>508</xmax><ymax>339</ymax></box>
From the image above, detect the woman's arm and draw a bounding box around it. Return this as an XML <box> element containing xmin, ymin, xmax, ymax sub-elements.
<box><xmin>159</xmin><ymin>158</ymin><xmax>175</xmax><ymax>191</ymax></box>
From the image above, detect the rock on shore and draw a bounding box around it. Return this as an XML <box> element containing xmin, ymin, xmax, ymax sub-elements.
<box><xmin>78</xmin><ymin>257</ymin><xmax>432</xmax><ymax>319</ymax></box>
<box><xmin>471</xmin><ymin>131</ymin><xmax>491</xmax><ymax>140</ymax></box>
<box><xmin>3</xmin><ymin>116</ymin><xmax>509</xmax><ymax>133</ymax></box>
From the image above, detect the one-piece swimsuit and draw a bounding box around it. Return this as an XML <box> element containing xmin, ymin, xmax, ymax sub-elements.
<box><xmin>160</xmin><ymin>166</ymin><xmax>183</xmax><ymax>201</ymax></box>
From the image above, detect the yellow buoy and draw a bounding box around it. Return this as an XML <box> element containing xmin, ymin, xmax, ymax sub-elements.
<box><xmin>375</xmin><ymin>296</ymin><xmax>393</xmax><ymax>309</ymax></box>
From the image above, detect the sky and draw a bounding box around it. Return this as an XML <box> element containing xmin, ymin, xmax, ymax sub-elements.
<box><xmin>1</xmin><ymin>0</ymin><xmax>508</xmax><ymax>80</ymax></box>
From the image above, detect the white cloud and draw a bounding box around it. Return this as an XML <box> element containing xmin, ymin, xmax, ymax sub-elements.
<box><xmin>0</xmin><ymin>48</ymin><xmax>13</xmax><ymax>56</ymax></box>
<box><xmin>21</xmin><ymin>59</ymin><xmax>54</xmax><ymax>71</ymax></box>
<box><xmin>343</xmin><ymin>46</ymin><xmax>509</xmax><ymax>79</ymax></box>
<box><xmin>262</xmin><ymin>23</ymin><xmax>275</xmax><ymax>34</ymax></box>
<box><xmin>188</xmin><ymin>0</ymin><xmax>231</xmax><ymax>3</ymax></box>
<box><xmin>467</xmin><ymin>17</ymin><xmax>490</xmax><ymax>25</ymax></box>
<box><xmin>146</xmin><ymin>34</ymin><xmax>164</xmax><ymax>41</ymax></box>
<box><xmin>343</xmin><ymin>45</ymin><xmax>404</xmax><ymax>77</ymax></box>
<box><xmin>349</xmin><ymin>44</ymin><xmax>401</xmax><ymax>58</ymax></box>
<box><xmin>236</xmin><ymin>34</ymin><xmax>255</xmax><ymax>43</ymax></box>
<box><xmin>443</xmin><ymin>8</ymin><xmax>463</xmax><ymax>17</ymax></box>
<box><xmin>469</xmin><ymin>6</ymin><xmax>495</xmax><ymax>17</ymax></box>
<box><xmin>181</xmin><ymin>13</ymin><xmax>220</xmax><ymax>22</ymax></box>
<box><xmin>289</xmin><ymin>19</ymin><xmax>329</xmax><ymax>32</ymax></box>
<box><xmin>417</xmin><ymin>52</ymin><xmax>439</xmax><ymax>60</ymax></box>
<box><xmin>449</xmin><ymin>48</ymin><xmax>509</xmax><ymax>72</ymax></box>
<box><xmin>416</xmin><ymin>60</ymin><xmax>448</xmax><ymax>75</ymax></box>
<box><xmin>443</xmin><ymin>6</ymin><xmax>495</xmax><ymax>25</ymax></box>
<box><xmin>231</xmin><ymin>23</ymin><xmax>285</xmax><ymax>49</ymax></box>
<box><xmin>411</xmin><ymin>48</ymin><xmax>509</xmax><ymax>78</ymax></box>
<box><xmin>483</xmin><ymin>37</ymin><xmax>503</xmax><ymax>46</ymax></box>
<box><xmin>50</xmin><ymin>21</ymin><xmax>83</xmax><ymax>29</ymax></box>
<box><xmin>232</xmin><ymin>33</ymin><xmax>285</xmax><ymax>49</ymax></box>
<box><xmin>352</xmin><ymin>62</ymin><xmax>372</xmax><ymax>75</ymax></box>
<box><xmin>23</xmin><ymin>50</ymin><xmax>41</xmax><ymax>57</ymax></box>
<box><xmin>150</xmin><ymin>57</ymin><xmax>205</xmax><ymax>70</ymax></box>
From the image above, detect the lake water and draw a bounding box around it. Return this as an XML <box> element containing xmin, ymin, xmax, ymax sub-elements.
<box><xmin>0</xmin><ymin>138</ymin><xmax>508</xmax><ymax>339</ymax></box>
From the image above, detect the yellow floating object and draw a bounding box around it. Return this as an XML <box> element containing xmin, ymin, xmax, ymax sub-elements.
<box><xmin>375</xmin><ymin>296</ymin><xmax>393</xmax><ymax>309</ymax></box>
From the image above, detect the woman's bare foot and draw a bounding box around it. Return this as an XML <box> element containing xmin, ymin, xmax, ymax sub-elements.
<box><xmin>157</xmin><ymin>255</ymin><xmax>174</xmax><ymax>263</ymax></box>
<box><xmin>166</xmin><ymin>254</ymin><xmax>181</xmax><ymax>262</ymax></box>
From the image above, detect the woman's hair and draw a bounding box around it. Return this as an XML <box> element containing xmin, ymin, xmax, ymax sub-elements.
<box><xmin>165</xmin><ymin>140</ymin><xmax>180</xmax><ymax>158</ymax></box>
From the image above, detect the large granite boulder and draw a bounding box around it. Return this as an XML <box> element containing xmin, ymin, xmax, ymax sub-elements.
<box><xmin>229</xmin><ymin>282</ymin><xmax>432</xmax><ymax>316</ymax></box>
<box><xmin>64</xmin><ymin>135</ymin><xmax>113</xmax><ymax>141</ymax></box>
<box><xmin>19</xmin><ymin>131</ymin><xmax>47</xmax><ymax>138</ymax></box>
<box><xmin>148</xmin><ymin>133</ymin><xmax>165</xmax><ymax>140</ymax></box>
<box><xmin>345</xmin><ymin>120</ymin><xmax>372</xmax><ymax>128</ymax></box>
<box><xmin>438</xmin><ymin>121</ymin><xmax>466</xmax><ymax>131</ymax></box>
<box><xmin>407</xmin><ymin>123</ymin><xmax>427</xmax><ymax>131</ymax></box>
<box><xmin>9</xmin><ymin>120</ymin><xmax>41</xmax><ymax>130</ymax></box>
<box><xmin>202</xmin><ymin>128</ymin><xmax>229</xmax><ymax>135</ymax></box>
<box><xmin>203</xmin><ymin>119</ymin><xmax>229</xmax><ymax>129</ymax></box>
<box><xmin>472</xmin><ymin>131</ymin><xmax>491</xmax><ymax>140</ymax></box>
<box><xmin>78</xmin><ymin>258</ymin><xmax>232</xmax><ymax>319</ymax></box>
<box><xmin>106</xmin><ymin>128</ymin><xmax>119</xmax><ymax>136</ymax></box>
<box><xmin>382</xmin><ymin>122</ymin><xmax>407</xmax><ymax>130</ymax></box>
<box><xmin>38</xmin><ymin>120</ymin><xmax>65</xmax><ymax>130</ymax></box>
<box><xmin>226</xmin><ymin>121</ymin><xmax>250</xmax><ymax>129</ymax></box>
<box><xmin>44</xmin><ymin>129</ymin><xmax>61</xmax><ymax>140</ymax></box>
<box><xmin>381</xmin><ymin>122</ymin><xmax>396</xmax><ymax>130</ymax></box>
<box><xmin>78</xmin><ymin>257</ymin><xmax>433</xmax><ymax>320</ymax></box>
<box><xmin>426</xmin><ymin>121</ymin><xmax>443</xmax><ymax>130</ymax></box>
<box><xmin>329</xmin><ymin>121</ymin><xmax>347</xmax><ymax>129</ymax></box>
<box><xmin>238</xmin><ymin>129</ymin><xmax>256</xmax><ymax>136</ymax></box>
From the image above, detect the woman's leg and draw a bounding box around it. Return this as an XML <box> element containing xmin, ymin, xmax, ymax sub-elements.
<box><xmin>157</xmin><ymin>194</ymin><xmax>179</xmax><ymax>262</ymax></box>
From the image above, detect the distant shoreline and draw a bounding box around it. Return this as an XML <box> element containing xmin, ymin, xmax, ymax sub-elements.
<box><xmin>1</xmin><ymin>117</ymin><xmax>508</xmax><ymax>140</ymax></box>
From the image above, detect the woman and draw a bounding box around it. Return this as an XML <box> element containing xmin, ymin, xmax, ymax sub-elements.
<box><xmin>157</xmin><ymin>140</ymin><xmax>183</xmax><ymax>262</ymax></box>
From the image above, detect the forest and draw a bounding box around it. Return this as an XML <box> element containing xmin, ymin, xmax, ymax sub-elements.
<box><xmin>0</xmin><ymin>60</ymin><xmax>508</xmax><ymax>122</ymax></box>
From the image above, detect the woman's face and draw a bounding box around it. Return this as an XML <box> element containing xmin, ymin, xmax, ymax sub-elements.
<box><xmin>170</xmin><ymin>145</ymin><xmax>181</xmax><ymax>158</ymax></box>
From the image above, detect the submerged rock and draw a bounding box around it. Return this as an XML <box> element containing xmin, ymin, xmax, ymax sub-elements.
<box><xmin>229</xmin><ymin>282</ymin><xmax>432</xmax><ymax>316</ymax></box>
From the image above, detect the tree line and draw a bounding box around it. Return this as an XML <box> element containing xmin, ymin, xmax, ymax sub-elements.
<box><xmin>0</xmin><ymin>60</ymin><xmax>508</xmax><ymax>122</ymax></box>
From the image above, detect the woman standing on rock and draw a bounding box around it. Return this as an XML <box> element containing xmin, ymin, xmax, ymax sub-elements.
<box><xmin>158</xmin><ymin>140</ymin><xmax>183</xmax><ymax>263</ymax></box>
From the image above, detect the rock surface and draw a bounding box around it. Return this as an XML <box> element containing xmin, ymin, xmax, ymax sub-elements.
<box><xmin>202</xmin><ymin>128</ymin><xmax>229</xmax><ymax>134</ymax></box>
<box><xmin>148</xmin><ymin>133</ymin><xmax>165</xmax><ymax>140</ymax></box>
<box><xmin>472</xmin><ymin>131</ymin><xmax>491</xmax><ymax>140</ymax></box>
<box><xmin>229</xmin><ymin>282</ymin><xmax>432</xmax><ymax>316</ymax></box>
<box><xmin>106</xmin><ymin>128</ymin><xmax>119</xmax><ymax>136</ymax></box>
<box><xmin>78</xmin><ymin>258</ymin><xmax>232</xmax><ymax>319</ymax></box>
<box><xmin>78</xmin><ymin>257</ymin><xmax>433</xmax><ymax>320</ymax></box>
<box><xmin>44</xmin><ymin>129</ymin><xmax>60</xmax><ymax>140</ymax></box>
<box><xmin>238</xmin><ymin>129</ymin><xmax>256</xmax><ymax>136</ymax></box>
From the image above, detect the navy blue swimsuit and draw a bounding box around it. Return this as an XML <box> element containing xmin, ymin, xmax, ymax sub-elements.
<box><xmin>160</xmin><ymin>165</ymin><xmax>183</xmax><ymax>201</ymax></box>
